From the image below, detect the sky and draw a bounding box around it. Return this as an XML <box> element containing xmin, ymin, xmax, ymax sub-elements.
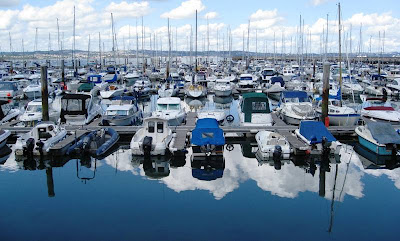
<box><xmin>0</xmin><ymin>0</ymin><xmax>399</xmax><ymax>54</ymax></box>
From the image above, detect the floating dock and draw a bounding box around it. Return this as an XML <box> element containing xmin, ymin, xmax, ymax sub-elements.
<box><xmin>1</xmin><ymin>112</ymin><xmax>397</xmax><ymax>156</ymax></box>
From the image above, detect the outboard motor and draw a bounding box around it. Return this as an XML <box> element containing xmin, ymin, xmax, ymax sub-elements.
<box><xmin>24</xmin><ymin>138</ymin><xmax>35</xmax><ymax>157</ymax></box>
<box><xmin>82</xmin><ymin>135</ymin><xmax>93</xmax><ymax>152</ymax></box>
<box><xmin>273</xmin><ymin>145</ymin><xmax>282</xmax><ymax>160</ymax></box>
<box><xmin>142</xmin><ymin>136</ymin><xmax>153</xmax><ymax>157</ymax></box>
<box><xmin>321</xmin><ymin>136</ymin><xmax>331</xmax><ymax>155</ymax></box>
<box><xmin>36</xmin><ymin>141</ymin><xmax>44</xmax><ymax>156</ymax></box>
<box><xmin>383</xmin><ymin>88</ymin><xmax>388</xmax><ymax>102</ymax></box>
<box><xmin>274</xmin><ymin>159</ymin><xmax>282</xmax><ymax>170</ymax></box>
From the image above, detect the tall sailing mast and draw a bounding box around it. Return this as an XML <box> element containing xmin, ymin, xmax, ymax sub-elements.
<box><xmin>338</xmin><ymin>2</ymin><xmax>343</xmax><ymax>105</ymax></box>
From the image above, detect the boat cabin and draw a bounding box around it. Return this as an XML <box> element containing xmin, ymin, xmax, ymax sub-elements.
<box><xmin>191</xmin><ymin>118</ymin><xmax>225</xmax><ymax>159</ymax></box>
<box><xmin>240</xmin><ymin>93</ymin><xmax>271</xmax><ymax>123</ymax></box>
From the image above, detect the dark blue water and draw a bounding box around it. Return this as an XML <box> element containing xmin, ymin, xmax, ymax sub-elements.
<box><xmin>1</xmin><ymin>143</ymin><xmax>400</xmax><ymax>241</ymax></box>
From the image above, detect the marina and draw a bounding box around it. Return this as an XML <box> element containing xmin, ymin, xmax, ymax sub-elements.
<box><xmin>1</xmin><ymin>0</ymin><xmax>400</xmax><ymax>240</ymax></box>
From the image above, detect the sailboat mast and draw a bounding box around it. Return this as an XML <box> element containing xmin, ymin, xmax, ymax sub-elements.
<box><xmin>195</xmin><ymin>10</ymin><xmax>198</xmax><ymax>74</ymax></box>
<box><xmin>338</xmin><ymin>2</ymin><xmax>343</xmax><ymax>104</ymax></box>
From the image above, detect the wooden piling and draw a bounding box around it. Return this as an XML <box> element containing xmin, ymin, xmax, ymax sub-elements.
<box><xmin>41</xmin><ymin>66</ymin><xmax>49</xmax><ymax>121</ymax></box>
<box><xmin>321</xmin><ymin>63</ymin><xmax>330</xmax><ymax>123</ymax></box>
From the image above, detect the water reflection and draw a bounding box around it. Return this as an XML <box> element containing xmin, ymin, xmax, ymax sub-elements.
<box><xmin>1</xmin><ymin>141</ymin><xmax>400</xmax><ymax>201</ymax></box>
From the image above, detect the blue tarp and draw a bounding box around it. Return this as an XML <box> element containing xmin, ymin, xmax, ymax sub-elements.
<box><xmin>112</xmin><ymin>96</ymin><xmax>135</xmax><ymax>101</ymax></box>
<box><xmin>366</xmin><ymin>121</ymin><xmax>400</xmax><ymax>145</ymax></box>
<box><xmin>315</xmin><ymin>88</ymin><xmax>341</xmax><ymax>101</ymax></box>
<box><xmin>191</xmin><ymin>118</ymin><xmax>225</xmax><ymax>146</ymax></box>
<box><xmin>281</xmin><ymin>91</ymin><xmax>310</xmax><ymax>104</ymax></box>
<box><xmin>87</xmin><ymin>75</ymin><xmax>102</xmax><ymax>83</ymax></box>
<box><xmin>299</xmin><ymin>121</ymin><xmax>336</xmax><ymax>144</ymax></box>
<box><xmin>271</xmin><ymin>76</ymin><xmax>285</xmax><ymax>87</ymax></box>
<box><xmin>192</xmin><ymin>169</ymin><xmax>223</xmax><ymax>181</ymax></box>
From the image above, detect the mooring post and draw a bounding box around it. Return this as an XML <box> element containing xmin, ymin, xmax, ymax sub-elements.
<box><xmin>46</xmin><ymin>167</ymin><xmax>55</xmax><ymax>197</ymax></box>
<box><xmin>321</xmin><ymin>63</ymin><xmax>330</xmax><ymax>125</ymax></box>
<box><xmin>41</xmin><ymin>65</ymin><xmax>50</xmax><ymax>121</ymax></box>
<box><xmin>61</xmin><ymin>59</ymin><xmax>65</xmax><ymax>83</ymax></box>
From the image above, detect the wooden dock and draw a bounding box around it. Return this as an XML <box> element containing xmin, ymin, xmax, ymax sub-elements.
<box><xmin>2</xmin><ymin>110</ymin><xmax>399</xmax><ymax>156</ymax></box>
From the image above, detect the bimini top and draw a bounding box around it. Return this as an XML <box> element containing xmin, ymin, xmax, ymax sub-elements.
<box><xmin>281</xmin><ymin>91</ymin><xmax>308</xmax><ymax>102</ymax></box>
<box><xmin>366</xmin><ymin>121</ymin><xmax>400</xmax><ymax>145</ymax></box>
<box><xmin>62</xmin><ymin>93</ymin><xmax>91</xmax><ymax>100</ymax></box>
<box><xmin>191</xmin><ymin>118</ymin><xmax>225</xmax><ymax>146</ymax></box>
<box><xmin>271</xmin><ymin>76</ymin><xmax>284</xmax><ymax>87</ymax></box>
<box><xmin>241</xmin><ymin>93</ymin><xmax>270</xmax><ymax>122</ymax></box>
<box><xmin>299</xmin><ymin>121</ymin><xmax>336</xmax><ymax>144</ymax></box>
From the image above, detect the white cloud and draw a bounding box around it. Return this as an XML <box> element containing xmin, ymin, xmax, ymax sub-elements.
<box><xmin>204</xmin><ymin>11</ymin><xmax>218</xmax><ymax>20</ymax></box>
<box><xmin>311</xmin><ymin>0</ymin><xmax>329</xmax><ymax>6</ymax></box>
<box><xmin>250</xmin><ymin>9</ymin><xmax>279</xmax><ymax>20</ymax></box>
<box><xmin>105</xmin><ymin>1</ymin><xmax>151</xmax><ymax>19</ymax></box>
<box><xmin>161</xmin><ymin>0</ymin><xmax>205</xmax><ymax>19</ymax></box>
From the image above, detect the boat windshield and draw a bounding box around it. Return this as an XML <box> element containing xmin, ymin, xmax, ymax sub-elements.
<box><xmin>157</xmin><ymin>104</ymin><xmax>168</xmax><ymax>111</ymax></box>
<box><xmin>62</xmin><ymin>99</ymin><xmax>88</xmax><ymax>111</ymax></box>
<box><xmin>168</xmin><ymin>104</ymin><xmax>180</xmax><ymax>110</ymax></box>
<box><xmin>0</xmin><ymin>82</ymin><xmax>17</xmax><ymax>91</ymax></box>
<box><xmin>26</xmin><ymin>105</ymin><xmax>42</xmax><ymax>112</ymax></box>
<box><xmin>262</xmin><ymin>70</ymin><xmax>274</xmax><ymax>76</ymax></box>
<box><xmin>107</xmin><ymin>110</ymin><xmax>128</xmax><ymax>116</ymax></box>
<box><xmin>240</xmin><ymin>76</ymin><xmax>253</xmax><ymax>80</ymax></box>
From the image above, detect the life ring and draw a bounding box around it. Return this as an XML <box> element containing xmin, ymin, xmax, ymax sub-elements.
<box><xmin>226</xmin><ymin>114</ymin><xmax>234</xmax><ymax>122</ymax></box>
<box><xmin>226</xmin><ymin>144</ymin><xmax>234</xmax><ymax>151</ymax></box>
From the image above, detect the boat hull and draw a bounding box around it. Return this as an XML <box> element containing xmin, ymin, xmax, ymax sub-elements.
<box><xmin>357</xmin><ymin>135</ymin><xmax>393</xmax><ymax>156</ymax></box>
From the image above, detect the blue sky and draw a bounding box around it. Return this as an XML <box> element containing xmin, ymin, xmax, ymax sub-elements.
<box><xmin>0</xmin><ymin>0</ymin><xmax>399</xmax><ymax>53</ymax></box>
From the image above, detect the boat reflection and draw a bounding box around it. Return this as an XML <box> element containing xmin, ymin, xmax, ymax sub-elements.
<box><xmin>143</xmin><ymin>157</ymin><xmax>170</xmax><ymax>179</ymax></box>
<box><xmin>191</xmin><ymin>156</ymin><xmax>225</xmax><ymax>181</ymax></box>
<box><xmin>0</xmin><ymin>145</ymin><xmax>12</xmax><ymax>165</ymax></box>
<box><xmin>354</xmin><ymin>143</ymin><xmax>400</xmax><ymax>170</ymax></box>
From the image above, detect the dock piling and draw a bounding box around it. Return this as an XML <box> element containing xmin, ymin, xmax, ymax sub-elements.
<box><xmin>41</xmin><ymin>65</ymin><xmax>49</xmax><ymax>121</ymax></box>
<box><xmin>321</xmin><ymin>63</ymin><xmax>330</xmax><ymax>124</ymax></box>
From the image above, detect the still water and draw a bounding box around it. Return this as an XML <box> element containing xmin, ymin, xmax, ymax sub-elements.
<box><xmin>1</xmin><ymin>96</ymin><xmax>400</xmax><ymax>240</ymax></box>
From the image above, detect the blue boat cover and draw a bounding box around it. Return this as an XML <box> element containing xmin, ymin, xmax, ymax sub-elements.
<box><xmin>192</xmin><ymin>169</ymin><xmax>223</xmax><ymax>181</ymax></box>
<box><xmin>191</xmin><ymin>118</ymin><xmax>225</xmax><ymax>146</ymax></box>
<box><xmin>112</xmin><ymin>96</ymin><xmax>135</xmax><ymax>101</ymax></box>
<box><xmin>271</xmin><ymin>76</ymin><xmax>285</xmax><ymax>87</ymax></box>
<box><xmin>366</xmin><ymin>121</ymin><xmax>400</xmax><ymax>145</ymax></box>
<box><xmin>299</xmin><ymin>121</ymin><xmax>336</xmax><ymax>144</ymax></box>
<box><xmin>281</xmin><ymin>91</ymin><xmax>308</xmax><ymax>102</ymax></box>
<box><xmin>315</xmin><ymin>88</ymin><xmax>341</xmax><ymax>101</ymax></box>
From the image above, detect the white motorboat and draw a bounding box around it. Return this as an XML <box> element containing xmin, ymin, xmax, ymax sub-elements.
<box><xmin>23</xmin><ymin>82</ymin><xmax>55</xmax><ymax>99</ymax></box>
<box><xmin>255</xmin><ymin>131</ymin><xmax>291</xmax><ymax>160</ymax></box>
<box><xmin>153</xmin><ymin>97</ymin><xmax>186</xmax><ymax>126</ymax></box>
<box><xmin>0</xmin><ymin>130</ymin><xmax>11</xmax><ymax>149</ymax></box>
<box><xmin>158</xmin><ymin>83</ymin><xmax>178</xmax><ymax>98</ymax></box>
<box><xmin>19</xmin><ymin>99</ymin><xmax>60</xmax><ymax>127</ymax></box>
<box><xmin>238</xmin><ymin>92</ymin><xmax>273</xmax><ymax>127</ymax></box>
<box><xmin>100</xmin><ymin>84</ymin><xmax>125</xmax><ymax>99</ymax></box>
<box><xmin>260</xmin><ymin>68</ymin><xmax>276</xmax><ymax>82</ymax></box>
<box><xmin>277</xmin><ymin>91</ymin><xmax>316</xmax><ymax>125</ymax></box>
<box><xmin>0</xmin><ymin>100</ymin><xmax>20</xmax><ymax>124</ymax></box>
<box><xmin>102</xmin><ymin>96</ymin><xmax>142</xmax><ymax>126</ymax></box>
<box><xmin>361</xmin><ymin>97</ymin><xmax>400</xmax><ymax>123</ymax></box>
<box><xmin>264</xmin><ymin>76</ymin><xmax>285</xmax><ymax>101</ymax></box>
<box><xmin>60</xmin><ymin>93</ymin><xmax>104</xmax><ymax>125</ymax></box>
<box><xmin>14</xmin><ymin>122</ymin><xmax>67</xmax><ymax>157</ymax></box>
<box><xmin>282</xmin><ymin>67</ymin><xmax>296</xmax><ymax>82</ymax></box>
<box><xmin>386</xmin><ymin>78</ymin><xmax>400</xmax><ymax>92</ymax></box>
<box><xmin>0</xmin><ymin>81</ymin><xmax>20</xmax><ymax>98</ymax></box>
<box><xmin>130</xmin><ymin>117</ymin><xmax>176</xmax><ymax>156</ymax></box>
<box><xmin>198</xmin><ymin>109</ymin><xmax>227</xmax><ymax>125</ymax></box>
<box><xmin>237</xmin><ymin>74</ymin><xmax>258</xmax><ymax>93</ymax></box>
<box><xmin>355</xmin><ymin>122</ymin><xmax>400</xmax><ymax>156</ymax></box>
<box><xmin>214</xmin><ymin>79</ymin><xmax>232</xmax><ymax>97</ymax></box>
